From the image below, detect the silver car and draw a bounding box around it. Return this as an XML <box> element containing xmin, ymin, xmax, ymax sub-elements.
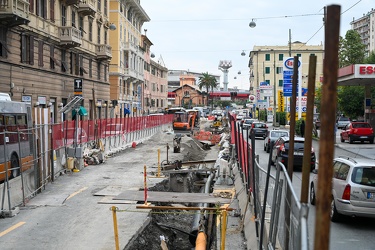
<box><xmin>263</xmin><ymin>129</ymin><xmax>289</xmax><ymax>153</ymax></box>
<box><xmin>310</xmin><ymin>156</ymin><xmax>375</xmax><ymax>222</ymax></box>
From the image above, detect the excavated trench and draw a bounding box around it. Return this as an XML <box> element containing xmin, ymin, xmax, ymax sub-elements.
<box><xmin>124</xmin><ymin>136</ymin><xmax>219</xmax><ymax>250</ymax></box>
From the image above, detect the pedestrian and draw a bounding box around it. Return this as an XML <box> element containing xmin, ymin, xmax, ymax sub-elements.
<box><xmin>300</xmin><ymin>120</ymin><xmax>305</xmax><ymax>137</ymax></box>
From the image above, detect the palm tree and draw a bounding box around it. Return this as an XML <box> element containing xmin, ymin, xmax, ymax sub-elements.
<box><xmin>198</xmin><ymin>72</ymin><xmax>218</xmax><ymax>107</ymax></box>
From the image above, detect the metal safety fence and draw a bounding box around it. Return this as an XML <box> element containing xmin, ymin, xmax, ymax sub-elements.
<box><xmin>229</xmin><ymin>113</ymin><xmax>309</xmax><ymax>250</ymax></box>
<box><xmin>1</xmin><ymin>114</ymin><xmax>173</xmax><ymax>216</ymax></box>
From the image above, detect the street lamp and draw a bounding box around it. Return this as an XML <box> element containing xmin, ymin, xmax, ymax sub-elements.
<box><xmin>271</xmin><ymin>49</ymin><xmax>277</xmax><ymax>126</ymax></box>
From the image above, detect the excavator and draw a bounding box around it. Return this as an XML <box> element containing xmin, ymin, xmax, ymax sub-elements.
<box><xmin>173</xmin><ymin>110</ymin><xmax>196</xmax><ymax>133</ymax></box>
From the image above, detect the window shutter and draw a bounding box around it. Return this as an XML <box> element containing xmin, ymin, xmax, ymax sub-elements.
<box><xmin>29</xmin><ymin>0</ymin><xmax>34</xmax><ymax>13</ymax></box>
<box><xmin>43</xmin><ymin>0</ymin><xmax>47</xmax><ymax>18</ymax></box>
<box><xmin>50</xmin><ymin>0</ymin><xmax>55</xmax><ymax>22</ymax></box>
<box><xmin>36</xmin><ymin>0</ymin><xmax>39</xmax><ymax>16</ymax></box>
<box><xmin>29</xmin><ymin>36</ymin><xmax>34</xmax><ymax>65</ymax></box>
<box><xmin>21</xmin><ymin>34</ymin><xmax>26</xmax><ymax>63</ymax></box>
<box><xmin>38</xmin><ymin>40</ymin><xmax>44</xmax><ymax>66</ymax></box>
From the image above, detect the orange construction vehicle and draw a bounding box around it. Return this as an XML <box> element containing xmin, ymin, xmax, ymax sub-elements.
<box><xmin>173</xmin><ymin>111</ymin><xmax>196</xmax><ymax>132</ymax></box>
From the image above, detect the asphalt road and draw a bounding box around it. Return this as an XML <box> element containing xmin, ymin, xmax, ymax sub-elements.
<box><xmin>254</xmin><ymin>125</ymin><xmax>375</xmax><ymax>250</ymax></box>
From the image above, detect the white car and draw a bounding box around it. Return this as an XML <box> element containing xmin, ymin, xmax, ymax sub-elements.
<box><xmin>310</xmin><ymin>156</ymin><xmax>375</xmax><ymax>222</ymax></box>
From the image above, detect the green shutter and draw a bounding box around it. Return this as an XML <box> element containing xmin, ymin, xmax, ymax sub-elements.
<box><xmin>279</xmin><ymin>80</ymin><xmax>283</xmax><ymax>87</ymax></box>
<box><xmin>265</xmin><ymin>67</ymin><xmax>270</xmax><ymax>74</ymax></box>
<box><xmin>278</xmin><ymin>54</ymin><xmax>283</xmax><ymax>61</ymax></box>
<box><xmin>265</xmin><ymin>54</ymin><xmax>270</xmax><ymax>61</ymax></box>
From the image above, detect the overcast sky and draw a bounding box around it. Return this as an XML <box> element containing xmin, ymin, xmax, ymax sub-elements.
<box><xmin>141</xmin><ymin>0</ymin><xmax>371</xmax><ymax>90</ymax></box>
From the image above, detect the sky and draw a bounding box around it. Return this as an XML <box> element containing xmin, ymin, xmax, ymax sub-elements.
<box><xmin>141</xmin><ymin>0</ymin><xmax>372</xmax><ymax>90</ymax></box>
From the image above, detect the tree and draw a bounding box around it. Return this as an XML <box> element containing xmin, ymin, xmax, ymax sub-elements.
<box><xmin>337</xmin><ymin>30</ymin><xmax>367</xmax><ymax>118</ymax></box>
<box><xmin>198</xmin><ymin>72</ymin><xmax>218</xmax><ymax>107</ymax></box>
<box><xmin>339</xmin><ymin>30</ymin><xmax>366</xmax><ymax>68</ymax></box>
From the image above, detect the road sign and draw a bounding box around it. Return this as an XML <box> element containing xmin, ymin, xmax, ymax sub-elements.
<box><xmin>74</xmin><ymin>78</ymin><xmax>83</xmax><ymax>96</ymax></box>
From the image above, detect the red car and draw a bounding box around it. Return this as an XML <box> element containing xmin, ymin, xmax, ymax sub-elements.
<box><xmin>340</xmin><ymin>122</ymin><xmax>374</xmax><ymax>144</ymax></box>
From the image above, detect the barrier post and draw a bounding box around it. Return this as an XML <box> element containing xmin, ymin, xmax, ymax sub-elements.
<box><xmin>111</xmin><ymin>206</ymin><xmax>120</xmax><ymax>250</ymax></box>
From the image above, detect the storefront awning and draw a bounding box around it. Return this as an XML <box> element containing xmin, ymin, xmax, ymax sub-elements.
<box><xmin>72</xmin><ymin>106</ymin><xmax>88</xmax><ymax>116</ymax></box>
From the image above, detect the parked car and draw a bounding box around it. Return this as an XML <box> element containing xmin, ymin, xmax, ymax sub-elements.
<box><xmin>310</xmin><ymin>156</ymin><xmax>375</xmax><ymax>222</ymax></box>
<box><xmin>236</xmin><ymin>113</ymin><xmax>244</xmax><ymax>120</ymax></box>
<box><xmin>249</xmin><ymin>122</ymin><xmax>268</xmax><ymax>139</ymax></box>
<box><xmin>242</xmin><ymin>118</ymin><xmax>256</xmax><ymax>130</ymax></box>
<box><xmin>271</xmin><ymin>136</ymin><xmax>316</xmax><ymax>171</ymax></box>
<box><xmin>340</xmin><ymin>122</ymin><xmax>374</xmax><ymax>144</ymax></box>
<box><xmin>264</xmin><ymin>129</ymin><xmax>289</xmax><ymax>153</ymax></box>
<box><xmin>336</xmin><ymin>116</ymin><xmax>351</xmax><ymax>129</ymax></box>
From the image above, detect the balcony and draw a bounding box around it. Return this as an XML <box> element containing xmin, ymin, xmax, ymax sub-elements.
<box><xmin>0</xmin><ymin>0</ymin><xmax>30</xmax><ymax>27</ymax></box>
<box><xmin>63</xmin><ymin>0</ymin><xmax>80</xmax><ymax>5</ymax></box>
<box><xmin>59</xmin><ymin>26</ymin><xmax>82</xmax><ymax>48</ymax></box>
<box><xmin>124</xmin><ymin>42</ymin><xmax>138</xmax><ymax>52</ymax></box>
<box><xmin>77</xmin><ymin>0</ymin><xmax>96</xmax><ymax>16</ymax></box>
<box><xmin>96</xmin><ymin>44</ymin><xmax>112</xmax><ymax>60</ymax></box>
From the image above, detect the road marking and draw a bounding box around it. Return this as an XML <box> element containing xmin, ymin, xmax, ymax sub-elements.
<box><xmin>66</xmin><ymin>187</ymin><xmax>88</xmax><ymax>201</ymax></box>
<box><xmin>0</xmin><ymin>222</ymin><xmax>26</xmax><ymax>237</ymax></box>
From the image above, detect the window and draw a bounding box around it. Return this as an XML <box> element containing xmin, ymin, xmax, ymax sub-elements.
<box><xmin>61</xmin><ymin>4</ymin><xmax>66</xmax><ymax>26</ymax></box>
<box><xmin>276</xmin><ymin>67</ymin><xmax>283</xmax><ymax>74</ymax></box>
<box><xmin>104</xmin><ymin>65</ymin><xmax>107</xmax><ymax>81</ymax></box>
<box><xmin>38</xmin><ymin>40</ymin><xmax>44</xmax><ymax>67</ymax></box>
<box><xmin>278</xmin><ymin>54</ymin><xmax>283</xmax><ymax>61</ymax></box>
<box><xmin>97</xmin><ymin>62</ymin><xmax>101</xmax><ymax>80</ymax></box>
<box><xmin>278</xmin><ymin>80</ymin><xmax>283</xmax><ymax>87</ymax></box>
<box><xmin>310</xmin><ymin>53</ymin><xmax>315</xmax><ymax>56</ymax></box>
<box><xmin>265</xmin><ymin>67</ymin><xmax>270</xmax><ymax>74</ymax></box>
<box><xmin>297</xmin><ymin>53</ymin><xmax>301</xmax><ymax>57</ymax></box>
<box><xmin>265</xmin><ymin>54</ymin><xmax>270</xmax><ymax>61</ymax></box>
<box><xmin>104</xmin><ymin>30</ymin><xmax>107</xmax><ymax>44</ymax></box>
<box><xmin>104</xmin><ymin>0</ymin><xmax>107</xmax><ymax>15</ymax></box>
<box><xmin>97</xmin><ymin>0</ymin><xmax>101</xmax><ymax>11</ymax></box>
<box><xmin>265</xmin><ymin>80</ymin><xmax>270</xmax><ymax>84</ymax></box>
<box><xmin>89</xmin><ymin>59</ymin><xmax>92</xmax><ymax>77</ymax></box>
<box><xmin>29</xmin><ymin>0</ymin><xmax>34</xmax><ymax>13</ymax></box>
<box><xmin>50</xmin><ymin>0</ymin><xmax>55</xmax><ymax>22</ymax></box>
<box><xmin>79</xmin><ymin>55</ymin><xmax>87</xmax><ymax>76</ymax></box>
<box><xmin>61</xmin><ymin>49</ymin><xmax>68</xmax><ymax>72</ymax></box>
<box><xmin>36</xmin><ymin>0</ymin><xmax>47</xmax><ymax>19</ymax></box>
<box><xmin>71</xmin><ymin>10</ymin><xmax>76</xmax><ymax>27</ymax></box>
<box><xmin>88</xmin><ymin>17</ymin><xmax>93</xmax><ymax>41</ymax></box>
<box><xmin>21</xmin><ymin>34</ymin><xmax>34</xmax><ymax>65</ymax></box>
<box><xmin>97</xmin><ymin>25</ymin><xmax>101</xmax><ymax>44</ymax></box>
<box><xmin>0</xmin><ymin>28</ymin><xmax>9</xmax><ymax>58</ymax></box>
<box><xmin>79</xmin><ymin>15</ymin><xmax>84</xmax><ymax>35</ymax></box>
<box><xmin>50</xmin><ymin>45</ymin><xmax>59</xmax><ymax>70</ymax></box>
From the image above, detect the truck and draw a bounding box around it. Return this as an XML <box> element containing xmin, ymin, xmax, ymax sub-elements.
<box><xmin>173</xmin><ymin>110</ymin><xmax>196</xmax><ymax>133</ymax></box>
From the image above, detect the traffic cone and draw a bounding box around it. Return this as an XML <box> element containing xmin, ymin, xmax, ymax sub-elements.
<box><xmin>132</xmin><ymin>142</ymin><xmax>137</xmax><ymax>148</ymax></box>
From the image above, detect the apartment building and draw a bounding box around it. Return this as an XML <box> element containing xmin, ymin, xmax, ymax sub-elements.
<box><xmin>249</xmin><ymin>42</ymin><xmax>324</xmax><ymax>112</ymax></box>
<box><xmin>0</xmin><ymin>0</ymin><xmax>114</xmax><ymax>123</ymax></box>
<box><xmin>350</xmin><ymin>8</ymin><xmax>375</xmax><ymax>56</ymax></box>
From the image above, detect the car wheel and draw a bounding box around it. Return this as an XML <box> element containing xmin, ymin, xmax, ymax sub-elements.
<box><xmin>340</xmin><ymin>135</ymin><xmax>344</xmax><ymax>142</ymax></box>
<box><xmin>310</xmin><ymin>184</ymin><xmax>316</xmax><ymax>205</ymax></box>
<box><xmin>330</xmin><ymin>198</ymin><xmax>341</xmax><ymax>222</ymax></box>
<box><xmin>349</xmin><ymin>136</ymin><xmax>353</xmax><ymax>144</ymax></box>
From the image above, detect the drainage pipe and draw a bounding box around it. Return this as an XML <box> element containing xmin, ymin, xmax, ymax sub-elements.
<box><xmin>189</xmin><ymin>171</ymin><xmax>215</xmax><ymax>245</ymax></box>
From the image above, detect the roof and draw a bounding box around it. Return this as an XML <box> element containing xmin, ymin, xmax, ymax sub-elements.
<box><xmin>338</xmin><ymin>64</ymin><xmax>375</xmax><ymax>86</ymax></box>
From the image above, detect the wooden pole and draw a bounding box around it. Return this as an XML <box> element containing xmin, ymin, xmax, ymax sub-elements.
<box><xmin>300</xmin><ymin>55</ymin><xmax>317</xmax><ymax>203</ymax></box>
<box><xmin>314</xmin><ymin>5</ymin><xmax>341</xmax><ymax>250</ymax></box>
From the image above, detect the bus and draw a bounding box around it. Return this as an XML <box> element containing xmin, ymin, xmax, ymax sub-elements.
<box><xmin>0</xmin><ymin>100</ymin><xmax>34</xmax><ymax>182</ymax></box>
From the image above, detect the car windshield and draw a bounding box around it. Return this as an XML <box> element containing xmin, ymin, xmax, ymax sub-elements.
<box><xmin>245</xmin><ymin>120</ymin><xmax>254</xmax><ymax>124</ymax></box>
<box><xmin>339</xmin><ymin>117</ymin><xmax>350</xmax><ymax>121</ymax></box>
<box><xmin>352</xmin><ymin>123</ymin><xmax>371</xmax><ymax>128</ymax></box>
<box><xmin>271</xmin><ymin>131</ymin><xmax>288</xmax><ymax>138</ymax></box>
<box><xmin>254</xmin><ymin>123</ymin><xmax>266</xmax><ymax>128</ymax></box>
<box><xmin>284</xmin><ymin>142</ymin><xmax>305</xmax><ymax>150</ymax></box>
<box><xmin>352</xmin><ymin>167</ymin><xmax>375</xmax><ymax>186</ymax></box>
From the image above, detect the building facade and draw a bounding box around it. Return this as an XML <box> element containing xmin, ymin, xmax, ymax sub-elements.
<box><xmin>0</xmin><ymin>0</ymin><xmax>114</xmax><ymax>123</ymax></box>
<box><xmin>249</xmin><ymin>42</ymin><xmax>324</xmax><ymax>113</ymax></box>
<box><xmin>350</xmin><ymin>8</ymin><xmax>375</xmax><ymax>57</ymax></box>
<box><xmin>0</xmin><ymin>0</ymin><xmax>167</xmax><ymax>121</ymax></box>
